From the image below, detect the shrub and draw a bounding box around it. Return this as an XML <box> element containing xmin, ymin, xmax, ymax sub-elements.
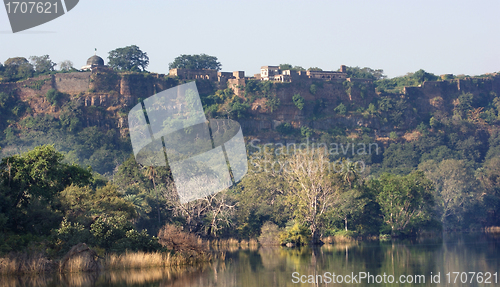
<box><xmin>157</xmin><ymin>224</ymin><xmax>204</xmax><ymax>253</ymax></box>
<box><xmin>276</xmin><ymin>122</ymin><xmax>294</xmax><ymax>135</ymax></box>
<box><xmin>292</xmin><ymin>93</ymin><xmax>305</xmax><ymax>110</ymax></box>
<box><xmin>334</xmin><ymin>103</ymin><xmax>347</xmax><ymax>115</ymax></box>
<box><xmin>309</xmin><ymin>84</ymin><xmax>317</xmax><ymax>95</ymax></box>
<box><xmin>301</xmin><ymin>126</ymin><xmax>312</xmax><ymax>138</ymax></box>
<box><xmin>265</xmin><ymin>96</ymin><xmax>280</xmax><ymax>112</ymax></box>
<box><xmin>45</xmin><ymin>89</ymin><xmax>62</xmax><ymax>105</ymax></box>
<box><xmin>258</xmin><ymin>222</ymin><xmax>281</xmax><ymax>246</ymax></box>
<box><xmin>279</xmin><ymin>222</ymin><xmax>311</xmax><ymax>246</ymax></box>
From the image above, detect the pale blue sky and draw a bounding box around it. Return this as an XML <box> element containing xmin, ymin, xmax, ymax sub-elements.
<box><xmin>1</xmin><ymin>0</ymin><xmax>499</xmax><ymax>78</ymax></box>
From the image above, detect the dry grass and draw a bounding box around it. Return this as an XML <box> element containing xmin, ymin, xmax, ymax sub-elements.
<box><xmin>0</xmin><ymin>253</ymin><xmax>52</xmax><ymax>275</ymax></box>
<box><xmin>103</xmin><ymin>250</ymin><xmax>219</xmax><ymax>271</ymax></box>
<box><xmin>61</xmin><ymin>255</ymin><xmax>87</xmax><ymax>273</ymax></box>
<box><xmin>104</xmin><ymin>251</ymin><xmax>166</xmax><ymax>270</ymax></box>
<box><xmin>402</xmin><ymin>130</ymin><xmax>422</xmax><ymax>142</ymax></box>
<box><xmin>0</xmin><ymin>249</ymin><xmax>218</xmax><ymax>275</ymax></box>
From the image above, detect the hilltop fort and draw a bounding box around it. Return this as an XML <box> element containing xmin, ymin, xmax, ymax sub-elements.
<box><xmin>0</xmin><ymin>53</ymin><xmax>499</xmax><ymax>142</ymax></box>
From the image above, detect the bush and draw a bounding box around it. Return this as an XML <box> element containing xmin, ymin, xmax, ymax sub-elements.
<box><xmin>111</xmin><ymin>229</ymin><xmax>161</xmax><ymax>253</ymax></box>
<box><xmin>54</xmin><ymin>218</ymin><xmax>92</xmax><ymax>255</ymax></box>
<box><xmin>279</xmin><ymin>222</ymin><xmax>311</xmax><ymax>246</ymax></box>
<box><xmin>309</xmin><ymin>84</ymin><xmax>317</xmax><ymax>95</ymax></box>
<box><xmin>258</xmin><ymin>222</ymin><xmax>281</xmax><ymax>246</ymax></box>
<box><xmin>292</xmin><ymin>94</ymin><xmax>305</xmax><ymax>110</ymax></box>
<box><xmin>90</xmin><ymin>215</ymin><xmax>133</xmax><ymax>250</ymax></box>
<box><xmin>276</xmin><ymin>122</ymin><xmax>295</xmax><ymax>135</ymax></box>
<box><xmin>45</xmin><ymin>89</ymin><xmax>62</xmax><ymax>105</ymax></box>
<box><xmin>301</xmin><ymin>126</ymin><xmax>312</xmax><ymax>138</ymax></box>
<box><xmin>265</xmin><ymin>96</ymin><xmax>280</xmax><ymax>112</ymax></box>
<box><xmin>334</xmin><ymin>103</ymin><xmax>347</xmax><ymax>115</ymax></box>
<box><xmin>157</xmin><ymin>224</ymin><xmax>204</xmax><ymax>253</ymax></box>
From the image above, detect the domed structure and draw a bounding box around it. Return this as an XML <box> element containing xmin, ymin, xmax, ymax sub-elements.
<box><xmin>81</xmin><ymin>54</ymin><xmax>107</xmax><ymax>71</ymax></box>
<box><xmin>86</xmin><ymin>55</ymin><xmax>104</xmax><ymax>66</ymax></box>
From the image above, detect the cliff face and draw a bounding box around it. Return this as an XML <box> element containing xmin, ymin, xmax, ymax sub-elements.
<box><xmin>0</xmin><ymin>71</ymin><xmax>186</xmax><ymax>137</ymax></box>
<box><xmin>240</xmin><ymin>79</ymin><xmax>377</xmax><ymax>138</ymax></box>
<box><xmin>1</xmin><ymin>71</ymin><xmax>500</xmax><ymax>142</ymax></box>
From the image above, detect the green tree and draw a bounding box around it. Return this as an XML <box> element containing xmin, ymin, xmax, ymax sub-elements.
<box><xmin>169</xmin><ymin>54</ymin><xmax>221</xmax><ymax>71</ymax></box>
<box><xmin>278</xmin><ymin>64</ymin><xmax>305</xmax><ymax>71</ymax></box>
<box><xmin>371</xmin><ymin>171</ymin><xmax>435</xmax><ymax>236</ymax></box>
<box><xmin>45</xmin><ymin>88</ymin><xmax>63</xmax><ymax>105</ymax></box>
<box><xmin>0</xmin><ymin>145</ymin><xmax>92</xmax><ymax>235</ymax></box>
<box><xmin>29</xmin><ymin>55</ymin><xmax>56</xmax><ymax>74</ymax></box>
<box><xmin>108</xmin><ymin>45</ymin><xmax>149</xmax><ymax>72</ymax></box>
<box><xmin>232</xmin><ymin>150</ymin><xmax>292</xmax><ymax>238</ymax></box>
<box><xmin>3</xmin><ymin>57</ymin><xmax>34</xmax><ymax>81</ymax></box>
<box><xmin>308</xmin><ymin>67</ymin><xmax>323</xmax><ymax>71</ymax></box>
<box><xmin>292</xmin><ymin>93</ymin><xmax>305</xmax><ymax>110</ymax></box>
<box><xmin>344</xmin><ymin>66</ymin><xmax>386</xmax><ymax>80</ymax></box>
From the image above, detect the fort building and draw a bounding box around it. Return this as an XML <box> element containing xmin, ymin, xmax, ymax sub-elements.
<box><xmin>259</xmin><ymin>65</ymin><xmax>348</xmax><ymax>83</ymax></box>
<box><xmin>81</xmin><ymin>55</ymin><xmax>108</xmax><ymax>71</ymax></box>
<box><xmin>169</xmin><ymin>68</ymin><xmax>218</xmax><ymax>80</ymax></box>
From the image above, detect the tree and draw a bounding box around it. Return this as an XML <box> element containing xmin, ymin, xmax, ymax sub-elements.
<box><xmin>279</xmin><ymin>64</ymin><xmax>305</xmax><ymax>71</ymax></box>
<box><xmin>3</xmin><ymin>57</ymin><xmax>34</xmax><ymax>81</ymax></box>
<box><xmin>477</xmin><ymin>157</ymin><xmax>500</xmax><ymax>226</ymax></box>
<box><xmin>29</xmin><ymin>55</ymin><xmax>56</xmax><ymax>74</ymax></box>
<box><xmin>344</xmin><ymin>66</ymin><xmax>386</xmax><ymax>80</ymax></box>
<box><xmin>371</xmin><ymin>171</ymin><xmax>435</xmax><ymax>236</ymax></box>
<box><xmin>419</xmin><ymin>159</ymin><xmax>479</xmax><ymax>229</ymax></box>
<box><xmin>58</xmin><ymin>60</ymin><xmax>74</xmax><ymax>71</ymax></box>
<box><xmin>169</xmin><ymin>54</ymin><xmax>221</xmax><ymax>71</ymax></box>
<box><xmin>0</xmin><ymin>145</ymin><xmax>92</xmax><ymax>234</ymax></box>
<box><xmin>308</xmin><ymin>67</ymin><xmax>323</xmax><ymax>71</ymax></box>
<box><xmin>284</xmin><ymin>148</ymin><xmax>345</xmax><ymax>243</ymax></box>
<box><xmin>108</xmin><ymin>45</ymin><xmax>149</xmax><ymax>72</ymax></box>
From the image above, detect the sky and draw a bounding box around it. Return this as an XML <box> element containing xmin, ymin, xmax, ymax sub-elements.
<box><xmin>0</xmin><ymin>0</ymin><xmax>499</xmax><ymax>78</ymax></box>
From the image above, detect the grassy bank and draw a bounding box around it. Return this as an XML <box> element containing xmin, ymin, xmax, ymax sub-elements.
<box><xmin>0</xmin><ymin>250</ymin><xmax>220</xmax><ymax>275</ymax></box>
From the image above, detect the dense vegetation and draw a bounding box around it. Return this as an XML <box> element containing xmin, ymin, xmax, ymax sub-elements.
<box><xmin>1</xmin><ymin>50</ymin><xmax>500</xmax><ymax>255</ymax></box>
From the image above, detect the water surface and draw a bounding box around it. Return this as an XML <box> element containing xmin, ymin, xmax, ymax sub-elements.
<box><xmin>2</xmin><ymin>233</ymin><xmax>499</xmax><ymax>286</ymax></box>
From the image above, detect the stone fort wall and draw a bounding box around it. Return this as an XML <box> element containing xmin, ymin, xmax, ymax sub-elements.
<box><xmin>54</xmin><ymin>72</ymin><xmax>91</xmax><ymax>94</ymax></box>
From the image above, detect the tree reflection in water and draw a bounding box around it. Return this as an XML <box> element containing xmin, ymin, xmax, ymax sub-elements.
<box><xmin>1</xmin><ymin>233</ymin><xmax>499</xmax><ymax>287</ymax></box>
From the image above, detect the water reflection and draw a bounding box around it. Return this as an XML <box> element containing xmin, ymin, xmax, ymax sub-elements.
<box><xmin>1</xmin><ymin>233</ymin><xmax>499</xmax><ymax>286</ymax></box>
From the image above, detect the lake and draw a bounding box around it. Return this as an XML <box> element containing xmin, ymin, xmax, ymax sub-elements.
<box><xmin>2</xmin><ymin>232</ymin><xmax>500</xmax><ymax>286</ymax></box>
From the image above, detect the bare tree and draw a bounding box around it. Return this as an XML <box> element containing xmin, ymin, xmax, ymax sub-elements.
<box><xmin>167</xmin><ymin>175</ymin><xmax>236</xmax><ymax>237</ymax></box>
<box><xmin>284</xmin><ymin>148</ymin><xmax>344</xmax><ymax>243</ymax></box>
<box><xmin>58</xmin><ymin>60</ymin><xmax>74</xmax><ymax>71</ymax></box>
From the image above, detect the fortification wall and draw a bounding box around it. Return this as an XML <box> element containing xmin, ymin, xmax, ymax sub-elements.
<box><xmin>54</xmin><ymin>72</ymin><xmax>91</xmax><ymax>94</ymax></box>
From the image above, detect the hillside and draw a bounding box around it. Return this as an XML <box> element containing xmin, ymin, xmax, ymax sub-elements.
<box><xmin>1</xmin><ymin>67</ymin><xmax>500</xmax><ymax>245</ymax></box>
<box><xmin>1</xmin><ymin>68</ymin><xmax>499</xmax><ymax>176</ymax></box>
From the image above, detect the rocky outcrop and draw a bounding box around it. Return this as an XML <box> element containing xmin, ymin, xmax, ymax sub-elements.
<box><xmin>59</xmin><ymin>243</ymin><xmax>101</xmax><ymax>272</ymax></box>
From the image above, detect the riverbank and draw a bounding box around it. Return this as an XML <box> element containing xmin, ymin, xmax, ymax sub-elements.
<box><xmin>0</xmin><ymin>245</ymin><xmax>220</xmax><ymax>275</ymax></box>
